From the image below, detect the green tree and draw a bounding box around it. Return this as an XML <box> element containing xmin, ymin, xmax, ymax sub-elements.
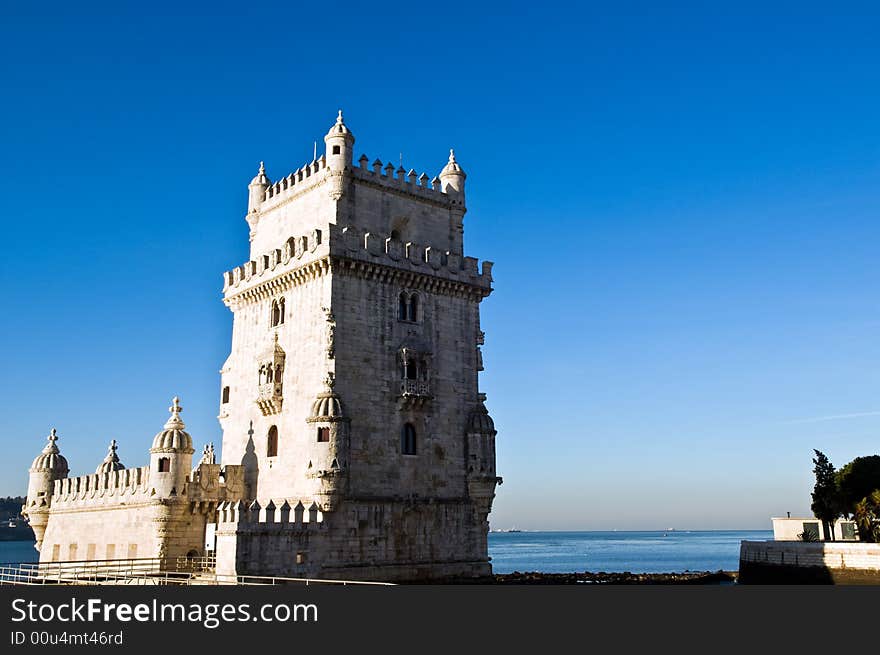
<box><xmin>836</xmin><ymin>455</ymin><xmax>880</xmax><ymax>542</ymax></box>
<box><xmin>810</xmin><ymin>450</ymin><xmax>840</xmax><ymax>541</ymax></box>
<box><xmin>852</xmin><ymin>491</ymin><xmax>880</xmax><ymax>544</ymax></box>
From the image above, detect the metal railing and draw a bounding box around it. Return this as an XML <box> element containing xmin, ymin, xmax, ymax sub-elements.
<box><xmin>0</xmin><ymin>556</ymin><xmax>392</xmax><ymax>586</ymax></box>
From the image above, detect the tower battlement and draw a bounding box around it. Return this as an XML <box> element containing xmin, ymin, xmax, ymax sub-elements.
<box><xmin>216</xmin><ymin>499</ymin><xmax>323</xmax><ymax>528</ymax></box>
<box><xmin>222</xmin><ymin>223</ymin><xmax>492</xmax><ymax>302</ymax></box>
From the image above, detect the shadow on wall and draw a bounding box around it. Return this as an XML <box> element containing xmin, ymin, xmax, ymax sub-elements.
<box><xmin>241</xmin><ymin>421</ymin><xmax>259</xmax><ymax>501</ymax></box>
<box><xmin>739</xmin><ymin>541</ymin><xmax>880</xmax><ymax>584</ymax></box>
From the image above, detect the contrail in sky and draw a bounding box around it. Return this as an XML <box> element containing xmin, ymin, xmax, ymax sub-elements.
<box><xmin>782</xmin><ymin>411</ymin><xmax>880</xmax><ymax>425</ymax></box>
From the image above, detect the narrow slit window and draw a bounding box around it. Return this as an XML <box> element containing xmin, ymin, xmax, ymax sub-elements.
<box><xmin>401</xmin><ymin>423</ymin><xmax>417</xmax><ymax>455</ymax></box>
<box><xmin>267</xmin><ymin>425</ymin><xmax>279</xmax><ymax>457</ymax></box>
<box><xmin>398</xmin><ymin>292</ymin><xmax>408</xmax><ymax>321</ymax></box>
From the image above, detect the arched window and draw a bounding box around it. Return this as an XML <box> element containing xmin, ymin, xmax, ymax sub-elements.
<box><xmin>401</xmin><ymin>423</ymin><xmax>417</xmax><ymax>455</ymax></box>
<box><xmin>267</xmin><ymin>426</ymin><xmax>278</xmax><ymax>458</ymax></box>
<box><xmin>408</xmin><ymin>294</ymin><xmax>418</xmax><ymax>322</ymax></box>
<box><xmin>271</xmin><ymin>300</ymin><xmax>280</xmax><ymax>327</ymax></box>
<box><xmin>157</xmin><ymin>457</ymin><xmax>170</xmax><ymax>473</ymax></box>
<box><xmin>278</xmin><ymin>298</ymin><xmax>285</xmax><ymax>324</ymax></box>
<box><xmin>398</xmin><ymin>292</ymin><xmax>408</xmax><ymax>321</ymax></box>
<box><xmin>317</xmin><ymin>427</ymin><xmax>330</xmax><ymax>443</ymax></box>
<box><xmin>405</xmin><ymin>359</ymin><xmax>417</xmax><ymax>380</ymax></box>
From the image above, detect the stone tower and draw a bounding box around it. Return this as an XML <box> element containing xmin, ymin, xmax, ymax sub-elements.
<box><xmin>24</xmin><ymin>429</ymin><xmax>69</xmax><ymax>551</ymax></box>
<box><xmin>217</xmin><ymin>112</ymin><xmax>500</xmax><ymax>581</ymax></box>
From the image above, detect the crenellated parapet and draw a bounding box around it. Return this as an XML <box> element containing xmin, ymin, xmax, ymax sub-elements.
<box><xmin>330</xmin><ymin>224</ymin><xmax>493</xmax><ymax>295</ymax></box>
<box><xmin>50</xmin><ymin>466</ymin><xmax>152</xmax><ymax>508</ymax></box>
<box><xmin>348</xmin><ymin>154</ymin><xmax>461</xmax><ymax>208</ymax></box>
<box><xmin>216</xmin><ymin>499</ymin><xmax>324</xmax><ymax>532</ymax></box>
<box><xmin>221</xmin><ymin>228</ymin><xmax>329</xmax><ymax>300</ymax></box>
<box><xmin>221</xmin><ymin>223</ymin><xmax>493</xmax><ymax>304</ymax></box>
<box><xmin>259</xmin><ymin>156</ymin><xmax>329</xmax><ymax>210</ymax></box>
<box><xmin>247</xmin><ymin>151</ymin><xmax>462</xmax><ymax>218</ymax></box>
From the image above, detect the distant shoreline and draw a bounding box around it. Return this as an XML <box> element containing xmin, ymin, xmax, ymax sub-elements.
<box><xmin>489</xmin><ymin>528</ymin><xmax>769</xmax><ymax>533</ymax></box>
<box><xmin>488</xmin><ymin>570</ymin><xmax>737</xmax><ymax>584</ymax></box>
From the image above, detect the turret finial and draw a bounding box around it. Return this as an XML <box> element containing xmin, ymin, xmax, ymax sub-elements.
<box><xmin>337</xmin><ymin>109</ymin><xmax>344</xmax><ymax>124</ymax></box>
<box><xmin>449</xmin><ymin>148</ymin><xmax>456</xmax><ymax>163</ymax></box>
<box><xmin>258</xmin><ymin>161</ymin><xmax>265</xmax><ymax>175</ymax></box>
<box><xmin>41</xmin><ymin>428</ymin><xmax>61</xmax><ymax>454</ymax></box>
<box><xmin>163</xmin><ymin>396</ymin><xmax>185</xmax><ymax>430</ymax></box>
<box><xmin>108</xmin><ymin>439</ymin><xmax>117</xmax><ymax>454</ymax></box>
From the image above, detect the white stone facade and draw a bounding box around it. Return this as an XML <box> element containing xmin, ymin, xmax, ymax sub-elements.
<box><xmin>21</xmin><ymin>113</ymin><xmax>500</xmax><ymax>582</ymax></box>
<box><xmin>216</xmin><ymin>112</ymin><xmax>500</xmax><ymax>581</ymax></box>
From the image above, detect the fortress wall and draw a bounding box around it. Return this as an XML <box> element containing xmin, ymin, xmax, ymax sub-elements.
<box><xmin>332</xmin><ymin>266</ymin><xmax>480</xmax><ymax>500</ymax></box>
<box><xmin>250</xmin><ymin>168</ymin><xmax>335</xmax><ymax>258</ymax></box>
<box><xmin>739</xmin><ymin>541</ymin><xmax>880</xmax><ymax>584</ymax></box>
<box><xmin>346</xmin><ymin>166</ymin><xmax>460</xmax><ymax>252</ymax></box>
<box><xmin>50</xmin><ymin>466</ymin><xmax>152</xmax><ymax>509</ymax></box>
<box><xmin>39</xmin><ymin>502</ymin><xmax>164</xmax><ymax>563</ymax></box>
<box><xmin>216</xmin><ymin>498</ymin><xmax>489</xmax><ymax>581</ymax></box>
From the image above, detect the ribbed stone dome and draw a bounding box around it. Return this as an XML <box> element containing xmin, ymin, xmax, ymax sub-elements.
<box><xmin>309</xmin><ymin>391</ymin><xmax>345</xmax><ymax>422</ymax></box>
<box><xmin>96</xmin><ymin>439</ymin><xmax>125</xmax><ymax>474</ymax></box>
<box><xmin>440</xmin><ymin>149</ymin><xmax>466</xmax><ymax>177</ymax></box>
<box><xmin>150</xmin><ymin>397</ymin><xmax>194</xmax><ymax>453</ymax></box>
<box><xmin>325</xmin><ymin>110</ymin><xmax>352</xmax><ymax>138</ymax></box>
<box><xmin>250</xmin><ymin>161</ymin><xmax>270</xmax><ymax>187</ymax></box>
<box><xmin>30</xmin><ymin>429</ymin><xmax>69</xmax><ymax>476</ymax></box>
<box><xmin>468</xmin><ymin>403</ymin><xmax>496</xmax><ymax>435</ymax></box>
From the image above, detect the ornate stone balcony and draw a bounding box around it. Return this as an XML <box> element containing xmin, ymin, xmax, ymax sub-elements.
<box><xmin>256</xmin><ymin>382</ymin><xmax>283</xmax><ymax>416</ymax></box>
<box><xmin>400</xmin><ymin>379</ymin><xmax>431</xmax><ymax>398</ymax></box>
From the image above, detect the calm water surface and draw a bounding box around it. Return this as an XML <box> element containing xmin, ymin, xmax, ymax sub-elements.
<box><xmin>0</xmin><ymin>530</ymin><xmax>772</xmax><ymax>573</ymax></box>
<box><xmin>488</xmin><ymin>530</ymin><xmax>772</xmax><ymax>573</ymax></box>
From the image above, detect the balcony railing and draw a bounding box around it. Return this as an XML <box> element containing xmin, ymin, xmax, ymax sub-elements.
<box><xmin>400</xmin><ymin>379</ymin><xmax>431</xmax><ymax>398</ymax></box>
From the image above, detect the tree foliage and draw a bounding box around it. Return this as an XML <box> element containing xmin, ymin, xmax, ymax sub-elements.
<box><xmin>836</xmin><ymin>455</ymin><xmax>880</xmax><ymax>543</ymax></box>
<box><xmin>852</xmin><ymin>491</ymin><xmax>880</xmax><ymax>544</ymax></box>
<box><xmin>810</xmin><ymin>450</ymin><xmax>841</xmax><ymax>540</ymax></box>
<box><xmin>836</xmin><ymin>455</ymin><xmax>880</xmax><ymax>509</ymax></box>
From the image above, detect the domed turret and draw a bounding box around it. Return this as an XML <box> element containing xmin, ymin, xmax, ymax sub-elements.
<box><xmin>96</xmin><ymin>439</ymin><xmax>125</xmax><ymax>474</ymax></box>
<box><xmin>148</xmin><ymin>397</ymin><xmax>195</xmax><ymax>497</ymax></box>
<box><xmin>247</xmin><ymin>161</ymin><xmax>270</xmax><ymax>213</ymax></box>
<box><xmin>324</xmin><ymin>110</ymin><xmax>355</xmax><ymax>172</ymax></box>
<box><xmin>466</xmin><ymin>395</ymin><xmax>498</xmax><ymax>484</ymax></box>
<box><xmin>307</xmin><ymin>374</ymin><xmax>350</xmax><ymax>511</ymax></box>
<box><xmin>308</xmin><ymin>388</ymin><xmax>345</xmax><ymax>422</ymax></box>
<box><xmin>439</xmin><ymin>148</ymin><xmax>466</xmax><ymax>197</ymax></box>
<box><xmin>30</xmin><ymin>428</ymin><xmax>69</xmax><ymax>478</ymax></box>
<box><xmin>24</xmin><ymin>429</ymin><xmax>69</xmax><ymax>550</ymax></box>
<box><xmin>467</xmin><ymin>402</ymin><xmax>496</xmax><ymax>436</ymax></box>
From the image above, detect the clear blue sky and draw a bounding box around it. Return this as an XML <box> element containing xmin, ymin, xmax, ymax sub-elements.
<box><xmin>1</xmin><ymin>2</ymin><xmax>878</xmax><ymax>529</ymax></box>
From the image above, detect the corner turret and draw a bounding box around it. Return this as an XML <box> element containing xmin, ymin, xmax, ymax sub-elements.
<box><xmin>439</xmin><ymin>149</ymin><xmax>467</xmax><ymax>252</ymax></box>
<box><xmin>247</xmin><ymin>161</ymin><xmax>270</xmax><ymax>214</ymax></box>
<box><xmin>148</xmin><ymin>397</ymin><xmax>195</xmax><ymax>497</ymax></box>
<box><xmin>324</xmin><ymin>109</ymin><xmax>355</xmax><ymax>172</ymax></box>
<box><xmin>24</xmin><ymin>429</ymin><xmax>69</xmax><ymax>550</ymax></box>
<box><xmin>439</xmin><ymin>149</ymin><xmax>466</xmax><ymax>199</ymax></box>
